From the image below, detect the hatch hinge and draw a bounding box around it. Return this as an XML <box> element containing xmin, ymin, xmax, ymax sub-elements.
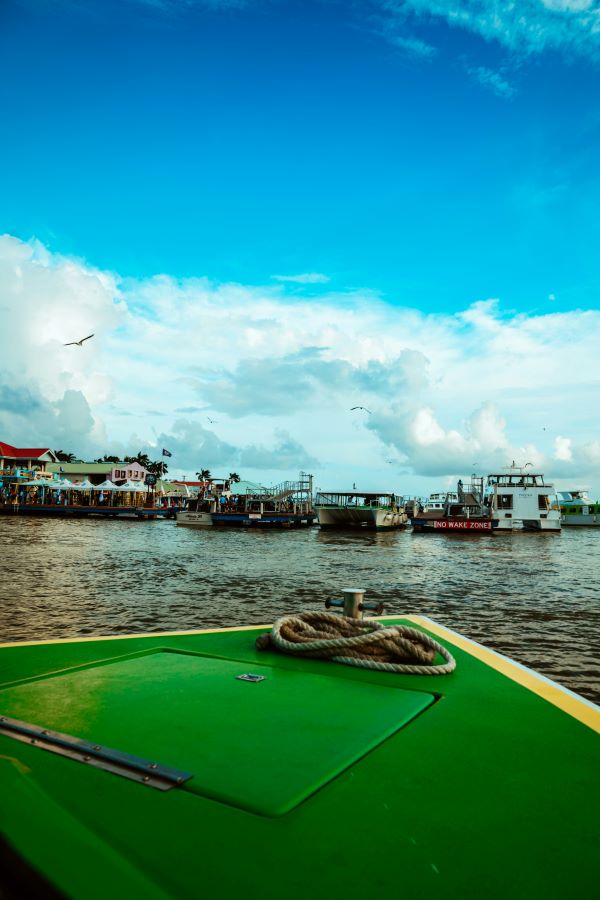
<box><xmin>0</xmin><ymin>715</ymin><xmax>194</xmax><ymax>791</ymax></box>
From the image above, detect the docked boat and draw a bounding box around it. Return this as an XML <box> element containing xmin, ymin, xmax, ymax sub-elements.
<box><xmin>315</xmin><ymin>491</ymin><xmax>408</xmax><ymax>530</ymax></box>
<box><xmin>411</xmin><ymin>466</ymin><xmax>561</xmax><ymax>533</ymax></box>
<box><xmin>557</xmin><ymin>489</ymin><xmax>600</xmax><ymax>526</ymax></box>
<box><xmin>177</xmin><ymin>474</ymin><xmax>316</xmax><ymax>528</ymax></box>
<box><xmin>411</xmin><ymin>478</ymin><xmax>493</xmax><ymax>533</ymax></box>
<box><xmin>423</xmin><ymin>490</ymin><xmax>458</xmax><ymax>511</ymax></box>
<box><xmin>0</xmin><ymin>592</ymin><xmax>597</xmax><ymax>899</ymax></box>
<box><xmin>486</xmin><ymin>466</ymin><xmax>561</xmax><ymax>531</ymax></box>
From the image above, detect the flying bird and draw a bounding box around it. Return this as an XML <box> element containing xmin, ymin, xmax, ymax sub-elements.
<box><xmin>207</xmin><ymin>416</ymin><xmax>218</xmax><ymax>424</ymax></box>
<box><xmin>350</xmin><ymin>406</ymin><xmax>371</xmax><ymax>413</ymax></box>
<box><xmin>64</xmin><ymin>334</ymin><xmax>94</xmax><ymax>347</ymax></box>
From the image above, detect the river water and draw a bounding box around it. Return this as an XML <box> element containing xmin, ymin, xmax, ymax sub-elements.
<box><xmin>1</xmin><ymin>517</ymin><xmax>598</xmax><ymax>703</ymax></box>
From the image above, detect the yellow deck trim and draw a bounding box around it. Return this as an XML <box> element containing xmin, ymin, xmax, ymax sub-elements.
<box><xmin>405</xmin><ymin>615</ymin><xmax>600</xmax><ymax>734</ymax></box>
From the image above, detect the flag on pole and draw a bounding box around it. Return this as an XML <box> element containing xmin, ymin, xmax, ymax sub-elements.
<box><xmin>162</xmin><ymin>448</ymin><xmax>172</xmax><ymax>457</ymax></box>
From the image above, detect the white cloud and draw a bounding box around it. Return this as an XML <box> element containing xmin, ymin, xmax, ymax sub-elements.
<box><xmin>374</xmin><ymin>1</ymin><xmax>600</xmax><ymax>62</ymax></box>
<box><xmin>465</xmin><ymin>65</ymin><xmax>517</xmax><ymax>98</ymax></box>
<box><xmin>378</xmin><ymin>31</ymin><xmax>438</xmax><ymax>58</ymax></box>
<box><xmin>1</xmin><ymin>234</ymin><xmax>600</xmax><ymax>493</ymax></box>
<box><xmin>554</xmin><ymin>435</ymin><xmax>573</xmax><ymax>461</ymax></box>
<box><xmin>271</xmin><ymin>273</ymin><xmax>331</xmax><ymax>284</ymax></box>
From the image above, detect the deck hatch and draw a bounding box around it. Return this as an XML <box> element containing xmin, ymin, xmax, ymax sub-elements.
<box><xmin>0</xmin><ymin>649</ymin><xmax>435</xmax><ymax>816</ymax></box>
<box><xmin>0</xmin><ymin>715</ymin><xmax>194</xmax><ymax>790</ymax></box>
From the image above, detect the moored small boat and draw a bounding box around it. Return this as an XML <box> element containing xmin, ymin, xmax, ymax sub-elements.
<box><xmin>423</xmin><ymin>490</ymin><xmax>458</xmax><ymax>511</ymax></box>
<box><xmin>557</xmin><ymin>489</ymin><xmax>600</xmax><ymax>526</ymax></box>
<box><xmin>411</xmin><ymin>477</ymin><xmax>492</xmax><ymax>533</ymax></box>
<box><xmin>315</xmin><ymin>491</ymin><xmax>408</xmax><ymax>530</ymax></box>
<box><xmin>177</xmin><ymin>473</ymin><xmax>316</xmax><ymax>528</ymax></box>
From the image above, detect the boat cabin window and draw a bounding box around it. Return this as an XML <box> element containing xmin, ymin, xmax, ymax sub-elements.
<box><xmin>538</xmin><ymin>495</ymin><xmax>550</xmax><ymax>510</ymax></box>
<box><xmin>488</xmin><ymin>474</ymin><xmax>544</xmax><ymax>487</ymax></box>
<box><xmin>497</xmin><ymin>494</ymin><xmax>513</xmax><ymax>510</ymax></box>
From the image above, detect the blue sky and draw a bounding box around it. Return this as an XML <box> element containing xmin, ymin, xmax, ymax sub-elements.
<box><xmin>1</xmin><ymin>0</ymin><xmax>599</xmax><ymax>492</ymax></box>
<box><xmin>3</xmin><ymin>0</ymin><xmax>600</xmax><ymax>311</ymax></box>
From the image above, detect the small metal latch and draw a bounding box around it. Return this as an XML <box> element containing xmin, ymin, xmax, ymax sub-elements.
<box><xmin>236</xmin><ymin>673</ymin><xmax>266</xmax><ymax>683</ymax></box>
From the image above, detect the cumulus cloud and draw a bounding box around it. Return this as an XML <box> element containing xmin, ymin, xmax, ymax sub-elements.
<box><xmin>186</xmin><ymin>348</ymin><xmax>430</xmax><ymax>418</ymax></box>
<box><xmin>0</xmin><ymin>379</ymin><xmax>99</xmax><ymax>458</ymax></box>
<box><xmin>151</xmin><ymin>420</ymin><xmax>237</xmax><ymax>470</ymax></box>
<box><xmin>240</xmin><ymin>431</ymin><xmax>320</xmax><ymax>470</ymax></box>
<box><xmin>368</xmin><ymin>401</ymin><xmax>512</xmax><ymax>476</ymax></box>
<box><xmin>1</xmin><ymin>234</ymin><xmax>600</xmax><ymax>490</ymax></box>
<box><xmin>554</xmin><ymin>435</ymin><xmax>573</xmax><ymax>461</ymax></box>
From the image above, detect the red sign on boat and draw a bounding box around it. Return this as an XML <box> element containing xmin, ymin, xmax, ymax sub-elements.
<box><xmin>433</xmin><ymin>519</ymin><xmax>492</xmax><ymax>530</ymax></box>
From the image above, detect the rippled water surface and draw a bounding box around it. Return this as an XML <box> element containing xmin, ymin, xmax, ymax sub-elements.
<box><xmin>1</xmin><ymin>517</ymin><xmax>598</xmax><ymax>702</ymax></box>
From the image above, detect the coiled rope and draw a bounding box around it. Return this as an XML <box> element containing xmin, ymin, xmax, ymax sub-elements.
<box><xmin>256</xmin><ymin>611</ymin><xmax>456</xmax><ymax>675</ymax></box>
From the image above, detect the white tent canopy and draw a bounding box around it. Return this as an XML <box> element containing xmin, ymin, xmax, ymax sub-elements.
<box><xmin>68</xmin><ymin>479</ymin><xmax>95</xmax><ymax>491</ymax></box>
<box><xmin>21</xmin><ymin>479</ymin><xmax>56</xmax><ymax>488</ymax></box>
<box><xmin>95</xmin><ymin>480</ymin><xmax>118</xmax><ymax>491</ymax></box>
<box><xmin>116</xmin><ymin>480</ymin><xmax>147</xmax><ymax>492</ymax></box>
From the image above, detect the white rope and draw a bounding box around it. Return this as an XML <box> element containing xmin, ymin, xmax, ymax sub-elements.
<box><xmin>266</xmin><ymin>612</ymin><xmax>456</xmax><ymax>675</ymax></box>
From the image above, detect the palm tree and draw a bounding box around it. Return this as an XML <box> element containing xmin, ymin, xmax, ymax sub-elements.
<box><xmin>148</xmin><ymin>460</ymin><xmax>168</xmax><ymax>477</ymax></box>
<box><xmin>196</xmin><ymin>469</ymin><xmax>212</xmax><ymax>481</ymax></box>
<box><xmin>228</xmin><ymin>472</ymin><xmax>241</xmax><ymax>483</ymax></box>
<box><xmin>125</xmin><ymin>451</ymin><xmax>151</xmax><ymax>469</ymax></box>
<box><xmin>54</xmin><ymin>450</ymin><xmax>76</xmax><ymax>462</ymax></box>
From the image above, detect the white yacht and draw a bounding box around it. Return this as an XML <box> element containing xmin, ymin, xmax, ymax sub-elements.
<box><xmin>424</xmin><ymin>491</ymin><xmax>459</xmax><ymax>511</ymax></box>
<box><xmin>485</xmin><ymin>467</ymin><xmax>561</xmax><ymax>532</ymax></box>
<box><xmin>411</xmin><ymin>467</ymin><xmax>560</xmax><ymax>533</ymax></box>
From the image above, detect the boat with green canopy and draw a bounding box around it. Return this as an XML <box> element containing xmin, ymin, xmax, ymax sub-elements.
<box><xmin>0</xmin><ymin>589</ymin><xmax>598</xmax><ymax>899</ymax></box>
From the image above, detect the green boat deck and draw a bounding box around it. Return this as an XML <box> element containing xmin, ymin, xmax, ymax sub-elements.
<box><xmin>0</xmin><ymin>617</ymin><xmax>598</xmax><ymax>899</ymax></box>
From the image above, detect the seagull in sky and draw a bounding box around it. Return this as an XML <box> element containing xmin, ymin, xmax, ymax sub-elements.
<box><xmin>64</xmin><ymin>333</ymin><xmax>94</xmax><ymax>347</ymax></box>
<box><xmin>207</xmin><ymin>416</ymin><xmax>218</xmax><ymax>424</ymax></box>
<box><xmin>350</xmin><ymin>406</ymin><xmax>371</xmax><ymax>413</ymax></box>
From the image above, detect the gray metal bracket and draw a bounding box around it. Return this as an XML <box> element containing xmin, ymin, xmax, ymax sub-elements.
<box><xmin>0</xmin><ymin>715</ymin><xmax>193</xmax><ymax>791</ymax></box>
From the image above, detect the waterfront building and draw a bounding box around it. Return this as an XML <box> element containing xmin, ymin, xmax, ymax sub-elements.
<box><xmin>0</xmin><ymin>441</ymin><xmax>58</xmax><ymax>479</ymax></box>
<box><xmin>46</xmin><ymin>461</ymin><xmax>149</xmax><ymax>486</ymax></box>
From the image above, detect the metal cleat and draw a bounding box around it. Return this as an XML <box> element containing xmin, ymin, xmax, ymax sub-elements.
<box><xmin>325</xmin><ymin>588</ymin><xmax>384</xmax><ymax>619</ymax></box>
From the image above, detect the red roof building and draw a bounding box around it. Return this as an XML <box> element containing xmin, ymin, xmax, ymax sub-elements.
<box><xmin>0</xmin><ymin>442</ymin><xmax>58</xmax><ymax>470</ymax></box>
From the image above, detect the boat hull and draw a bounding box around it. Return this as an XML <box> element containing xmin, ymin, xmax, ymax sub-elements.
<box><xmin>561</xmin><ymin>513</ymin><xmax>600</xmax><ymax>526</ymax></box>
<box><xmin>211</xmin><ymin>512</ymin><xmax>316</xmax><ymax>527</ymax></box>
<box><xmin>411</xmin><ymin>516</ymin><xmax>492</xmax><ymax>533</ymax></box>
<box><xmin>411</xmin><ymin>516</ymin><xmax>560</xmax><ymax>533</ymax></box>
<box><xmin>176</xmin><ymin>510</ymin><xmax>214</xmax><ymax>527</ymax></box>
<box><xmin>317</xmin><ymin>506</ymin><xmax>407</xmax><ymax>530</ymax></box>
<box><xmin>177</xmin><ymin>510</ymin><xmax>315</xmax><ymax>527</ymax></box>
<box><xmin>494</xmin><ymin>518</ymin><xmax>561</xmax><ymax>531</ymax></box>
<box><xmin>0</xmin><ymin>503</ymin><xmax>170</xmax><ymax>518</ymax></box>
